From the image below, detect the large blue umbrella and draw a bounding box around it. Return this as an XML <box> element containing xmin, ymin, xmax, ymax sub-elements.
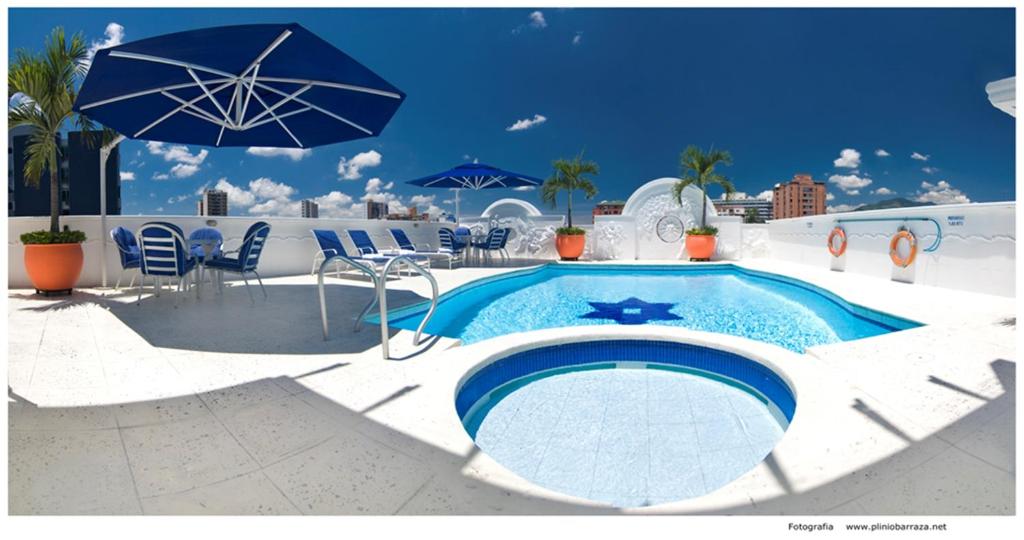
<box><xmin>74</xmin><ymin>23</ymin><xmax>405</xmax><ymax>148</ymax></box>
<box><xmin>405</xmin><ymin>162</ymin><xmax>544</xmax><ymax>221</ymax></box>
<box><xmin>73</xmin><ymin>23</ymin><xmax>406</xmax><ymax>286</ymax></box>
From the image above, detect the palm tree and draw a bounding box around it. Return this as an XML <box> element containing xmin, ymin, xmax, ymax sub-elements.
<box><xmin>541</xmin><ymin>151</ymin><xmax>599</xmax><ymax>229</ymax></box>
<box><xmin>9</xmin><ymin>28</ymin><xmax>98</xmax><ymax>235</ymax></box>
<box><xmin>672</xmin><ymin>145</ymin><xmax>736</xmax><ymax>231</ymax></box>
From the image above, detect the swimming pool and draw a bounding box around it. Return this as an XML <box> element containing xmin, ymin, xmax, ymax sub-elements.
<box><xmin>456</xmin><ymin>338</ymin><xmax>797</xmax><ymax>507</ymax></box>
<box><xmin>386</xmin><ymin>264</ymin><xmax>919</xmax><ymax>352</ymax></box>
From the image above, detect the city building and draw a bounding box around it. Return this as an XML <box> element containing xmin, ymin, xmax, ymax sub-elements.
<box><xmin>197</xmin><ymin>189</ymin><xmax>228</xmax><ymax>216</ymax></box>
<box><xmin>713</xmin><ymin>197</ymin><xmax>773</xmax><ymax>222</ymax></box>
<box><xmin>366</xmin><ymin>200</ymin><xmax>388</xmax><ymax>219</ymax></box>
<box><xmin>301</xmin><ymin>199</ymin><xmax>319</xmax><ymax>218</ymax></box>
<box><xmin>772</xmin><ymin>174</ymin><xmax>827</xmax><ymax>219</ymax></box>
<box><xmin>8</xmin><ymin>127</ymin><xmax>121</xmax><ymax>217</ymax></box>
<box><xmin>592</xmin><ymin>200</ymin><xmax>625</xmax><ymax>223</ymax></box>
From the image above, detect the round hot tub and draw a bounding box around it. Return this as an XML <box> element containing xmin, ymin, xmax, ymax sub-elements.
<box><xmin>455</xmin><ymin>339</ymin><xmax>797</xmax><ymax>508</ymax></box>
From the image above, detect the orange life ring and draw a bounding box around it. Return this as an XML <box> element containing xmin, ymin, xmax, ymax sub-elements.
<box><xmin>827</xmin><ymin>227</ymin><xmax>847</xmax><ymax>257</ymax></box>
<box><xmin>889</xmin><ymin>229</ymin><xmax>917</xmax><ymax>268</ymax></box>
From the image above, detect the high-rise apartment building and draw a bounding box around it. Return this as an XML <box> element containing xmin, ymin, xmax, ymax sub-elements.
<box><xmin>197</xmin><ymin>189</ymin><xmax>228</xmax><ymax>216</ymax></box>
<box><xmin>8</xmin><ymin>127</ymin><xmax>121</xmax><ymax>217</ymax></box>
<box><xmin>366</xmin><ymin>200</ymin><xmax>388</xmax><ymax>219</ymax></box>
<box><xmin>772</xmin><ymin>174</ymin><xmax>827</xmax><ymax>219</ymax></box>
<box><xmin>301</xmin><ymin>199</ymin><xmax>319</xmax><ymax>218</ymax></box>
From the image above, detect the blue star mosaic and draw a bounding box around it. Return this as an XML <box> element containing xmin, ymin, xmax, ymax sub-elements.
<box><xmin>580</xmin><ymin>297</ymin><xmax>683</xmax><ymax>325</ymax></box>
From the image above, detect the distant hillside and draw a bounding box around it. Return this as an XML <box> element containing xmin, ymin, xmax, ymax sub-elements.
<box><xmin>854</xmin><ymin>198</ymin><xmax>936</xmax><ymax>212</ymax></box>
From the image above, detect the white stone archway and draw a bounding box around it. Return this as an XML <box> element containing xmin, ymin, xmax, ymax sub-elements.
<box><xmin>621</xmin><ymin>177</ymin><xmax>717</xmax><ymax>260</ymax></box>
<box><xmin>481</xmin><ymin>198</ymin><xmax>543</xmax><ymax>218</ymax></box>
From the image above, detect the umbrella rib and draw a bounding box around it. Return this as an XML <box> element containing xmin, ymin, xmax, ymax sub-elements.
<box><xmin>241</xmin><ymin>84</ymin><xmax>313</xmax><ymax>128</ymax></box>
<box><xmin>159</xmin><ymin>91</ymin><xmax>232</xmax><ymax>126</ymax></box>
<box><xmin>244</xmin><ymin>107</ymin><xmax>312</xmax><ymax>129</ymax></box>
<box><xmin>187</xmin><ymin>68</ymin><xmax>234</xmax><ymax>126</ymax></box>
<box><xmin>239</xmin><ymin>29</ymin><xmax>293</xmax><ymax>79</ymax></box>
<box><xmin>133</xmin><ymin>79</ymin><xmax>237</xmax><ymax>138</ymax></box>
<box><xmin>256</xmin><ymin>76</ymin><xmax>402</xmax><ymax>99</ymax></box>
<box><xmin>76</xmin><ymin>78</ymin><xmax>233</xmax><ymax>110</ymax></box>
<box><xmin>246</xmin><ymin>86</ymin><xmax>303</xmax><ymax>147</ymax></box>
<box><xmin>108</xmin><ymin>50</ymin><xmax>236</xmax><ymax>79</ymax></box>
<box><xmin>252</xmin><ymin>81</ymin><xmax>373</xmax><ymax>135</ymax></box>
<box><xmin>239</xmin><ymin>63</ymin><xmax>260</xmax><ymax>124</ymax></box>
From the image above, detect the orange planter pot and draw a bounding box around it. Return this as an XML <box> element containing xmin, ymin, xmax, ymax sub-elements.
<box><xmin>555</xmin><ymin>234</ymin><xmax>586</xmax><ymax>261</ymax></box>
<box><xmin>24</xmin><ymin>243</ymin><xmax>84</xmax><ymax>294</ymax></box>
<box><xmin>684</xmin><ymin>234</ymin><xmax>717</xmax><ymax>261</ymax></box>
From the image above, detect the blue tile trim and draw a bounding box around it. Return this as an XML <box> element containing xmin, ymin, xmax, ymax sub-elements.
<box><xmin>456</xmin><ymin>340</ymin><xmax>797</xmax><ymax>431</ymax></box>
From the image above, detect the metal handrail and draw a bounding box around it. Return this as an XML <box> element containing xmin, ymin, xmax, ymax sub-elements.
<box><xmin>378</xmin><ymin>255</ymin><xmax>439</xmax><ymax>360</ymax></box>
<box><xmin>833</xmin><ymin>216</ymin><xmax>943</xmax><ymax>252</ymax></box>
<box><xmin>318</xmin><ymin>254</ymin><xmax>380</xmax><ymax>339</ymax></box>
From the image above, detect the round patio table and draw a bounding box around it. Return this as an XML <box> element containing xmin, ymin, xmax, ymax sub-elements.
<box><xmin>188</xmin><ymin>227</ymin><xmax>223</xmax><ymax>295</ymax></box>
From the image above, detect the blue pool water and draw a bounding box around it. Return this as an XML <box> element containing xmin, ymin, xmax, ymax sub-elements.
<box><xmin>388</xmin><ymin>264</ymin><xmax>918</xmax><ymax>352</ymax></box>
<box><xmin>456</xmin><ymin>340</ymin><xmax>796</xmax><ymax>507</ymax></box>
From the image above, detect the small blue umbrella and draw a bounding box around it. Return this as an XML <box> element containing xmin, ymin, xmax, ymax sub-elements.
<box><xmin>74</xmin><ymin>23</ymin><xmax>405</xmax><ymax>148</ymax></box>
<box><xmin>405</xmin><ymin>162</ymin><xmax>544</xmax><ymax>221</ymax></box>
<box><xmin>72</xmin><ymin>23</ymin><xmax>405</xmax><ymax>286</ymax></box>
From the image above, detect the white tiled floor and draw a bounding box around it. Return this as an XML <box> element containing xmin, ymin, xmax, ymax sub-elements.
<box><xmin>6</xmin><ymin>261</ymin><xmax>1016</xmax><ymax>514</ymax></box>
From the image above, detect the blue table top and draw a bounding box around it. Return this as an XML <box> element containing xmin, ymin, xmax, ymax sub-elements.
<box><xmin>189</xmin><ymin>227</ymin><xmax>223</xmax><ymax>242</ymax></box>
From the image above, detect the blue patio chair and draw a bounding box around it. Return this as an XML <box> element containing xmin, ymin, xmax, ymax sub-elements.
<box><xmin>471</xmin><ymin>227</ymin><xmax>511</xmax><ymax>263</ymax></box>
<box><xmin>389</xmin><ymin>228</ymin><xmax>461</xmax><ymax>270</ymax></box>
<box><xmin>135</xmin><ymin>221</ymin><xmax>197</xmax><ymax>306</ymax></box>
<box><xmin>110</xmin><ymin>226</ymin><xmax>140</xmax><ymax>290</ymax></box>
<box><xmin>311</xmin><ymin>229</ymin><xmax>395</xmax><ymax>280</ymax></box>
<box><xmin>437</xmin><ymin>228</ymin><xmax>467</xmax><ymax>269</ymax></box>
<box><xmin>205</xmin><ymin>222</ymin><xmax>271</xmax><ymax>303</ymax></box>
<box><xmin>348</xmin><ymin>229</ymin><xmax>430</xmax><ymax>273</ymax></box>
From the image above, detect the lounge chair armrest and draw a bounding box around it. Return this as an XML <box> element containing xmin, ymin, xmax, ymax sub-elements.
<box><xmin>357</xmin><ymin>246</ymin><xmax>375</xmax><ymax>255</ymax></box>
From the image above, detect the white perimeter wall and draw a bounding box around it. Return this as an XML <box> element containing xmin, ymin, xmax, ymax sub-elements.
<box><xmin>7</xmin><ymin>215</ymin><xmax>448</xmax><ymax>289</ymax></box>
<box><xmin>767</xmin><ymin>202</ymin><xmax>1015</xmax><ymax>297</ymax></box>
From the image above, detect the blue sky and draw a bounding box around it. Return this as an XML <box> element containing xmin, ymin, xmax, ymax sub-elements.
<box><xmin>8</xmin><ymin>7</ymin><xmax>1016</xmax><ymax>218</ymax></box>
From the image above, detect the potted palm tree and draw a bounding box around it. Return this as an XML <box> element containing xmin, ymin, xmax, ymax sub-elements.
<box><xmin>541</xmin><ymin>152</ymin><xmax>599</xmax><ymax>261</ymax></box>
<box><xmin>10</xmin><ymin>28</ymin><xmax>104</xmax><ymax>294</ymax></box>
<box><xmin>673</xmin><ymin>145</ymin><xmax>735</xmax><ymax>261</ymax></box>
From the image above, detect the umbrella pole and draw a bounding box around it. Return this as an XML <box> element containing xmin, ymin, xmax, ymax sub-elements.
<box><xmin>455</xmin><ymin>189</ymin><xmax>461</xmax><ymax>223</ymax></box>
<box><xmin>99</xmin><ymin>135</ymin><xmax>126</xmax><ymax>289</ymax></box>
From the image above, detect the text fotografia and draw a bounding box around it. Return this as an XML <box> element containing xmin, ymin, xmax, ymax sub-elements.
<box><xmin>789</xmin><ymin>523</ymin><xmax>833</xmax><ymax>532</ymax></box>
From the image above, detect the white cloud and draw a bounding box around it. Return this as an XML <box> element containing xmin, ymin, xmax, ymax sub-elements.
<box><xmin>872</xmin><ymin>187</ymin><xmax>894</xmax><ymax>196</ymax></box>
<box><xmin>146</xmin><ymin>141</ymin><xmax>209</xmax><ymax>165</ymax></box>
<box><xmin>828</xmin><ymin>173</ymin><xmax>872</xmax><ymax>195</ymax></box>
<box><xmin>916</xmin><ymin>180</ymin><xmax>969</xmax><ymax>205</ymax></box>
<box><xmin>147</xmin><ymin>141</ymin><xmax>208</xmax><ymax>179</ymax></box>
<box><xmin>513</xmin><ymin>186</ymin><xmax>536</xmax><ymax>192</ymax></box>
<box><xmin>827</xmin><ymin>204</ymin><xmax>859</xmax><ymax>214</ymax></box>
<box><xmin>875</xmin><ymin>149</ymin><xmax>890</xmax><ymax>157</ymax></box>
<box><xmin>169</xmin><ymin>163</ymin><xmax>200</xmax><ymax>178</ymax></box>
<box><xmin>921</xmin><ymin>166</ymin><xmax>939</xmax><ymax>175</ymax></box>
<box><xmin>213</xmin><ymin>178</ymin><xmax>257</xmax><ymax>208</ymax></box>
<box><xmin>86</xmin><ymin>22</ymin><xmax>124</xmax><ymax>64</ymax></box>
<box><xmin>246</xmin><ymin>147</ymin><xmax>313</xmax><ymax>161</ymax></box>
<box><xmin>833</xmin><ymin>148</ymin><xmax>861</xmax><ymax>169</ymax></box>
<box><xmin>756</xmin><ymin>190</ymin><xmax>773</xmax><ymax>201</ymax></box>
<box><xmin>506</xmin><ymin>114</ymin><xmax>547</xmax><ymax>132</ymax></box>
<box><xmin>167</xmin><ymin>194</ymin><xmax>191</xmax><ymax>204</ymax></box>
<box><xmin>313</xmin><ymin>191</ymin><xmax>357</xmax><ymax>218</ymax></box>
<box><xmin>572</xmin><ymin>31</ymin><xmax>583</xmax><ymax>46</ymax></box>
<box><xmin>120</xmin><ymin>171</ymin><xmax>135</xmax><ymax>181</ymax></box>
<box><xmin>337</xmin><ymin>150</ymin><xmax>382</xmax><ymax>180</ymax></box>
<box><xmin>529</xmin><ymin>11</ymin><xmax>547</xmax><ymax>28</ymax></box>
<box><xmin>911</xmin><ymin>151</ymin><xmax>929</xmax><ymax>161</ymax></box>
<box><xmin>249</xmin><ymin>177</ymin><xmax>296</xmax><ymax>201</ymax></box>
<box><xmin>825</xmin><ymin>192</ymin><xmax>835</xmax><ymax>201</ymax></box>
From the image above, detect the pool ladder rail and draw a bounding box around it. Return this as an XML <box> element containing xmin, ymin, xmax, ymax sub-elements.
<box><xmin>317</xmin><ymin>253</ymin><xmax>439</xmax><ymax>360</ymax></box>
